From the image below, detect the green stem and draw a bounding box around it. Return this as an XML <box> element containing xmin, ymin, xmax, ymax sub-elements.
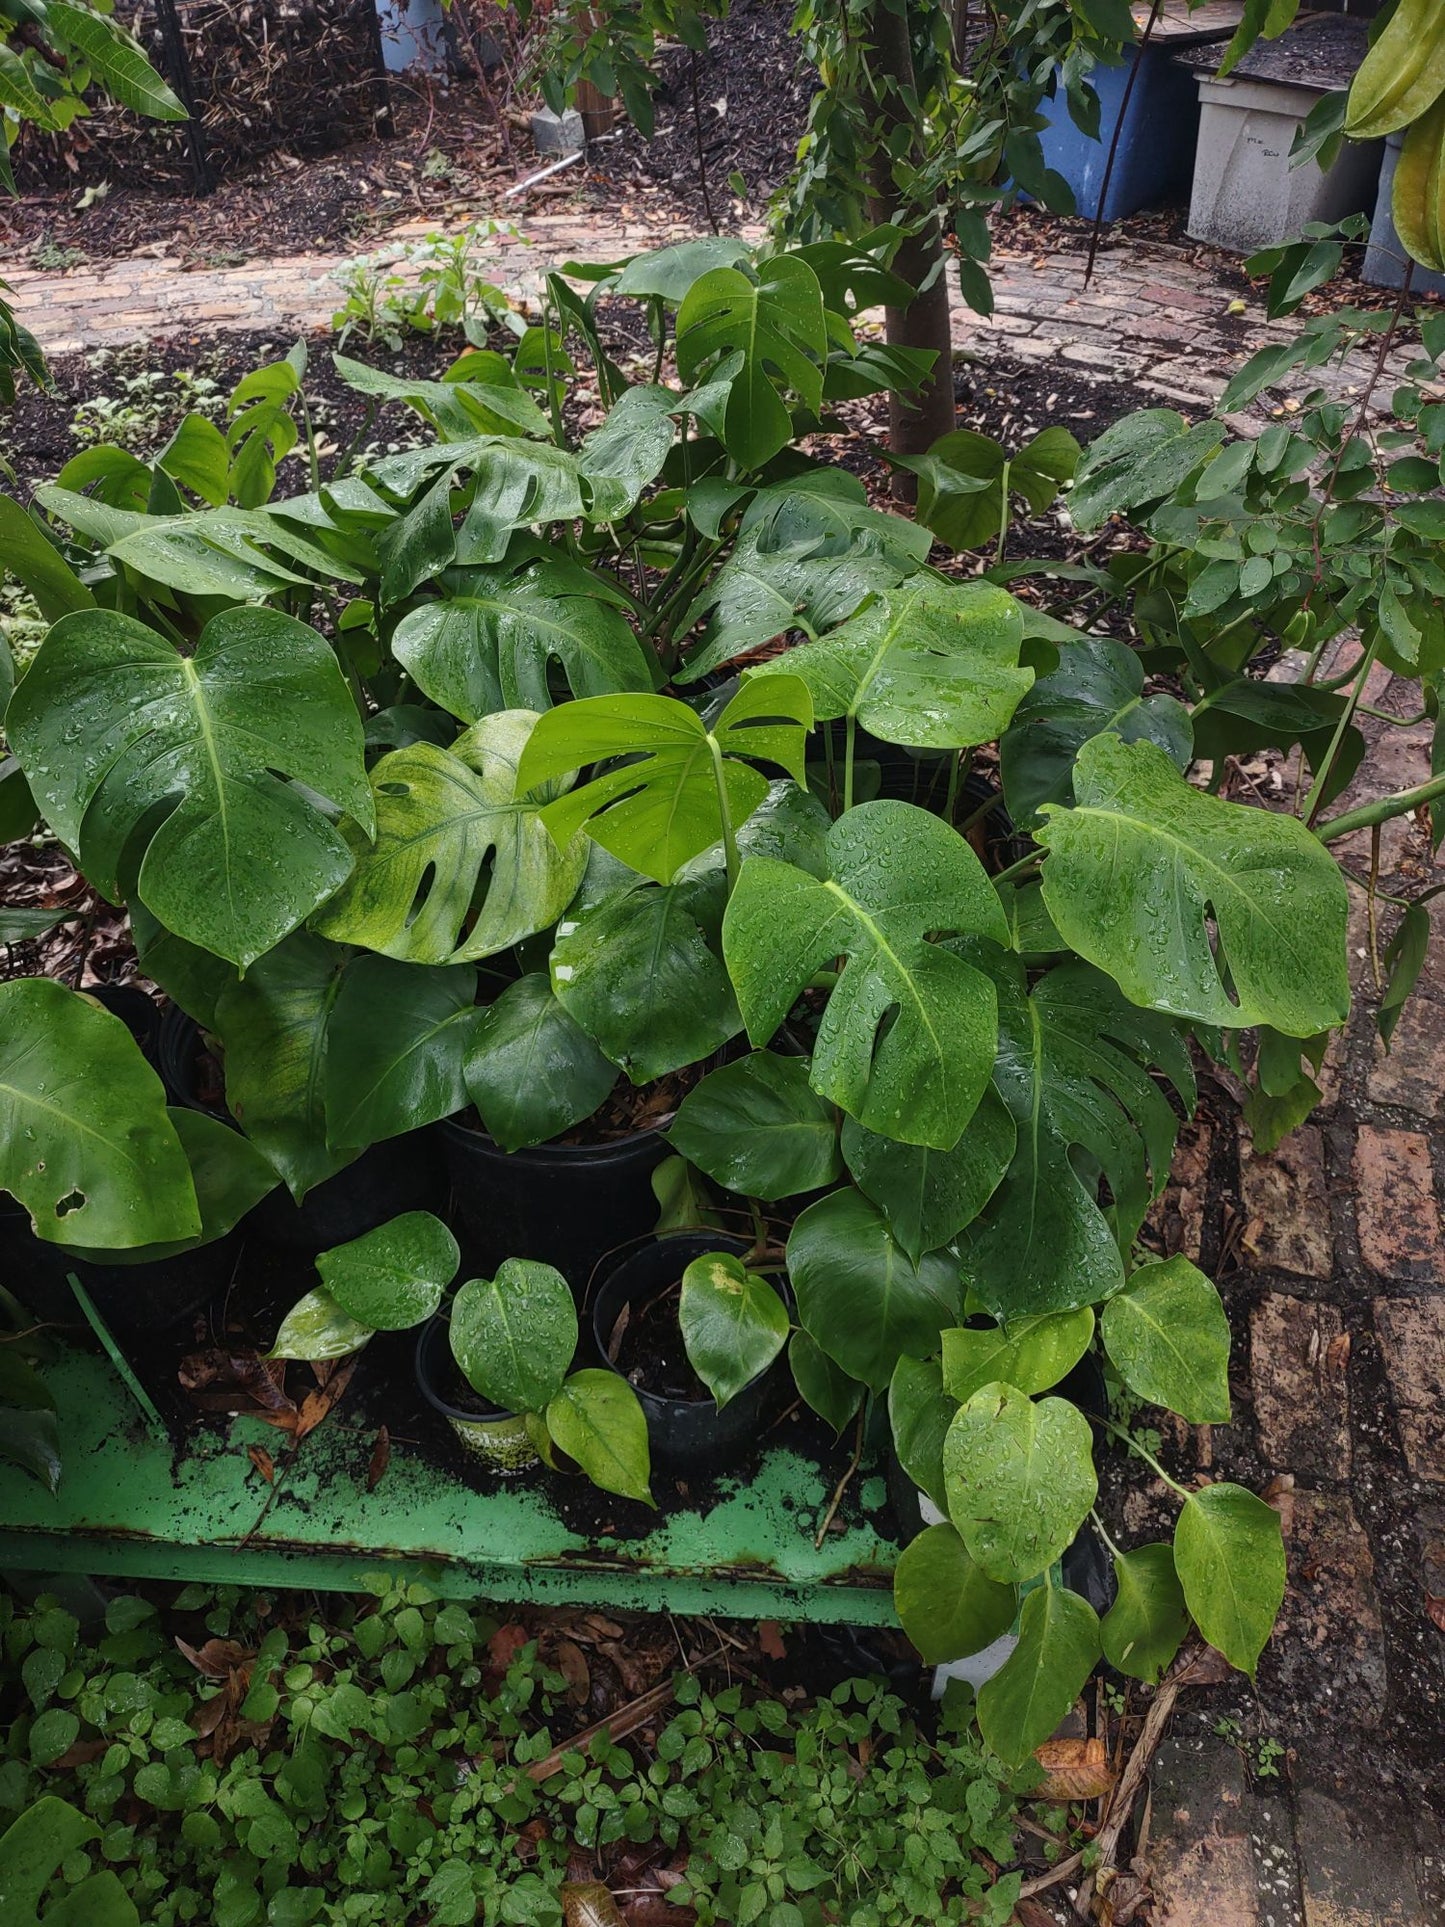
<box><xmin>993</xmin><ymin>463</ymin><xmax>1011</xmax><ymax>568</ymax></box>
<box><xmin>706</xmin><ymin>732</ymin><xmax>741</xmax><ymax>892</ymax></box>
<box><xmin>844</xmin><ymin>713</ymin><xmax>857</xmax><ymax>815</ymax></box>
<box><xmin>1089</xmin><ymin>1507</ymin><xmax>1123</xmax><ymax>1562</ymax></box>
<box><xmin>1098</xmin><ymin>1415</ymin><xmax>1191</xmax><ymax>1500</ymax></box>
<box><xmin>1316</xmin><ymin>766</ymin><xmax>1445</xmax><ymax>844</ymax></box>
<box><xmin>1301</xmin><ymin>631</ymin><xmax>1379</xmax><ymax>827</ymax></box>
<box><xmin>991</xmin><ymin>850</ymin><xmax>1041</xmax><ymax>888</ymax></box>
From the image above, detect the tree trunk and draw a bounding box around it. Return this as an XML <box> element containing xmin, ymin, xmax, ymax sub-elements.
<box><xmin>864</xmin><ymin>0</ymin><xmax>956</xmax><ymax>495</ymax></box>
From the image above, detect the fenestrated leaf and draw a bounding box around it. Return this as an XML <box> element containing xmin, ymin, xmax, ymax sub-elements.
<box><xmin>1101</xmin><ymin>1542</ymin><xmax>1189</xmax><ymax>1684</ymax></box>
<box><xmin>452</xmin><ymin>1259</ymin><xmax>578</xmax><ymax>1413</ymax></box>
<box><xmin>786</xmin><ymin>1186</ymin><xmax>961</xmax><ymax>1392</ymax></box>
<box><xmin>999</xmin><ymin>636</ymin><xmax>1192</xmax><ymax>828</ymax></box>
<box><xmin>1173</xmin><ymin>1482</ymin><xmax>1286</xmax><ymax>1678</ymax></box>
<box><xmin>324</xmin><ymin>956</ymin><xmax>479</xmax><ymax>1148</ymax></box>
<box><xmin>941</xmin><ymin>1308</ymin><xmax>1095</xmax><ymax>1405</ymax></box>
<box><xmin>518</xmin><ymin>679</ymin><xmax>812</xmax><ymax>886</ymax></box>
<box><xmin>723</xmin><ymin>801</ymin><xmax>1006</xmax><ymax>1151</ymax></box>
<box><xmin>840</xmin><ymin>1087</ymin><xmax>1014</xmax><ymax>1264</ymax></box>
<box><xmin>944</xmin><ymin>1383</ymin><xmax>1097</xmax><ymax>1584</ymax></box>
<box><xmin>959</xmin><ymin>956</ymin><xmax>1195</xmax><ymax>1319</ymax></box>
<box><xmin>269</xmin><ymin>1288</ymin><xmax>374</xmax><ymax>1362</ymax></box>
<box><xmin>546</xmin><ymin>1369</ymin><xmax>653</xmax><ymax>1505</ymax></box>
<box><xmin>333</xmin><ymin>357</ymin><xmax>549</xmax><ymax>441</ymax></box>
<box><xmin>1189</xmin><ymin>677</ymin><xmax>1363</xmax><ymax>811</ymax></box>
<box><xmin>888</xmin><ymin>1354</ymin><xmax>956</xmax><ymax>1513</ymax></box>
<box><xmin>738</xmin><ymin>472</ymin><xmax>931</xmax><ymax>571</ymax></box>
<box><xmin>1038</xmin><ymin>736</ymin><xmax>1350</xmax><ymax>1037</ymax></box>
<box><xmin>679</xmin><ymin>1250</ymin><xmax>790</xmax><ymax>1408</ymax></box>
<box><xmin>0</xmin><ymin>978</ymin><xmax>199</xmax><ymax>1250</ymax></box>
<box><xmin>462</xmin><ymin>974</ymin><xmax>616</xmax><ymax>1153</ymax></box>
<box><xmin>551</xmin><ymin>871</ymin><xmax>743</xmax><ymax>1081</ymax></box>
<box><xmin>748</xmin><ymin>577</ymin><xmax>1031</xmax><ymax>750</ymax></box>
<box><xmin>666</xmin><ymin>1051</ymin><xmax>841</xmax><ymax>1201</ymax></box>
<box><xmin>8</xmin><ymin>606</ymin><xmax>373</xmax><ymax>969</ymax></box>
<box><xmin>1068</xmin><ymin>409</ymin><xmax>1228</xmax><ymax>531</ymax></box>
<box><xmin>1100</xmin><ymin>1256</ymin><xmax>1232</xmax><ymax>1423</ymax></box>
<box><xmin>675</xmin><ymin>256</ymin><xmax>828</xmax><ymax>470</ymax></box>
<box><xmin>314</xmin><ymin>710</ymin><xmax>587</xmax><ymax>965</ymax></box>
<box><xmin>788</xmin><ymin>1329</ymin><xmax>863</xmax><ymax>1434</ymax></box>
<box><xmin>894</xmin><ymin>1522</ymin><xmax>1017</xmax><ymax>1666</ymax></box>
<box><xmin>317</xmin><ymin>1211</ymin><xmax>460</xmax><ymax>1331</ymax></box>
<box><xmin>392</xmin><ymin>560</ymin><xmax>655</xmax><ymax>722</ymax></box>
<box><xmin>977</xmin><ymin>1583</ymin><xmax>1101</xmax><ymax>1769</ymax></box>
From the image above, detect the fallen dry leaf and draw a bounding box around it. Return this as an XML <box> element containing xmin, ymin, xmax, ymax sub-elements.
<box><xmin>175</xmin><ymin>1637</ymin><xmax>251</xmax><ymax>1680</ymax></box>
<box><xmin>561</xmin><ymin>1882</ymin><xmax>627</xmax><ymax>1926</ymax></box>
<box><xmin>489</xmin><ymin>1622</ymin><xmax>530</xmax><ymax>1672</ymax></box>
<box><xmin>758</xmin><ymin>1619</ymin><xmax>787</xmax><ymax>1660</ymax></box>
<box><xmin>1032</xmin><ymin>1736</ymin><xmax>1115</xmax><ymax>1803</ymax></box>
<box><xmin>247</xmin><ymin>1444</ymin><xmax>276</xmax><ymax>1484</ymax></box>
<box><xmin>1427</xmin><ymin>1595</ymin><xmax>1445</xmax><ymax>1634</ymax></box>
<box><xmin>368</xmin><ymin>1425</ymin><xmax>391</xmax><ymax>1491</ymax></box>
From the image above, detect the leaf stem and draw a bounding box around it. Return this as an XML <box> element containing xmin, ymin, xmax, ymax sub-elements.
<box><xmin>1301</xmin><ymin>631</ymin><xmax>1379</xmax><ymax>827</ymax></box>
<box><xmin>1098</xmin><ymin>1414</ymin><xmax>1192</xmax><ymax>1500</ymax></box>
<box><xmin>844</xmin><ymin>712</ymin><xmax>857</xmax><ymax>814</ymax></box>
<box><xmin>706</xmin><ymin>731</ymin><xmax>741</xmax><ymax>892</ymax></box>
<box><xmin>1315</xmin><ymin>765</ymin><xmax>1445</xmax><ymax>844</ymax></box>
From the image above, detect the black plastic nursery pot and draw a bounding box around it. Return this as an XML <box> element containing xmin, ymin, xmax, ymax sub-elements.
<box><xmin>440</xmin><ymin>1116</ymin><xmax>670</xmax><ymax>1303</ymax></box>
<box><xmin>414</xmin><ymin>1313</ymin><xmax>540</xmax><ymax>1475</ymax></box>
<box><xmin>160</xmin><ymin>1005</ymin><xmax>445</xmax><ymax>1253</ymax></box>
<box><xmin>590</xmin><ymin>1232</ymin><xmax>795</xmax><ymax>1477</ymax></box>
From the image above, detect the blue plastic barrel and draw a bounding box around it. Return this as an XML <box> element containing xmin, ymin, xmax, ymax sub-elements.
<box><xmin>1036</xmin><ymin>48</ymin><xmax>1204</xmax><ymax>223</ymax></box>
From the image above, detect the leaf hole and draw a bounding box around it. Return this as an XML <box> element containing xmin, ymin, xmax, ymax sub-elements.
<box><xmin>54</xmin><ymin>1190</ymin><xmax>87</xmax><ymax>1218</ymax></box>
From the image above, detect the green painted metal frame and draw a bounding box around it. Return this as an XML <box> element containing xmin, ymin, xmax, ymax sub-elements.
<box><xmin>0</xmin><ymin>1348</ymin><xmax>903</xmax><ymax>1625</ymax></box>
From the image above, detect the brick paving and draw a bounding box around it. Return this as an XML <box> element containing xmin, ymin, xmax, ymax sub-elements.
<box><xmin>7</xmin><ymin>192</ymin><xmax>1445</xmax><ymax>1921</ymax></box>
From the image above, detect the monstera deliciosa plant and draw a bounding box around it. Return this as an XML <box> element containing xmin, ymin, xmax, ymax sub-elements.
<box><xmin>0</xmin><ymin>236</ymin><xmax>1353</xmax><ymax>1760</ymax></box>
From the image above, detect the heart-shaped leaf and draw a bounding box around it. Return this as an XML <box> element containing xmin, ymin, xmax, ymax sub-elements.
<box><xmin>462</xmin><ymin>974</ymin><xmax>616</xmax><ymax>1153</ymax></box>
<box><xmin>679</xmin><ymin>1250</ymin><xmax>790</xmax><ymax>1408</ymax></box>
<box><xmin>666</xmin><ymin>1051</ymin><xmax>841</xmax><ymax>1201</ymax></box>
<box><xmin>840</xmin><ymin>1086</ymin><xmax>1015</xmax><ymax>1263</ymax></box>
<box><xmin>1038</xmin><ymin>735</ymin><xmax>1350</xmax><ymax>1036</ymax></box>
<box><xmin>977</xmin><ymin>1583</ymin><xmax>1101</xmax><ymax>1768</ymax></box>
<box><xmin>893</xmin><ymin>1521</ymin><xmax>1018</xmax><ymax>1666</ymax></box>
<box><xmin>941</xmin><ymin>1308</ymin><xmax>1095</xmax><ymax>1405</ymax></box>
<box><xmin>1100</xmin><ymin>1257</ymin><xmax>1232</xmax><ymax>1423</ymax></box>
<box><xmin>317</xmin><ymin>1211</ymin><xmax>460</xmax><ymax>1331</ymax></box>
<box><xmin>1101</xmin><ymin>1542</ymin><xmax>1190</xmax><ymax>1684</ymax></box>
<box><xmin>1173</xmin><ymin>1482</ymin><xmax>1286</xmax><ymax>1678</ymax></box>
<box><xmin>8</xmin><ymin>606</ymin><xmax>373</xmax><ymax>968</ymax></box>
<box><xmin>315</xmin><ymin>710</ymin><xmax>588</xmax><ymax>964</ymax></box>
<box><xmin>519</xmin><ymin>680</ymin><xmax>812</xmax><ymax>886</ymax></box>
<box><xmin>0</xmin><ymin>978</ymin><xmax>199</xmax><ymax>1250</ymax></box>
<box><xmin>999</xmin><ymin>636</ymin><xmax>1192</xmax><ymax>828</ymax></box>
<box><xmin>724</xmin><ymin>801</ymin><xmax>1006</xmax><ymax>1150</ymax></box>
<box><xmin>944</xmin><ymin>1383</ymin><xmax>1098</xmax><ymax>1584</ymax></box>
<box><xmin>959</xmin><ymin>958</ymin><xmax>1194</xmax><ymax>1318</ymax></box>
<box><xmin>675</xmin><ymin>256</ymin><xmax>828</xmax><ymax>470</ymax></box>
<box><xmin>546</xmin><ymin>1369</ymin><xmax>654</xmax><ymax>1505</ymax></box>
<box><xmin>269</xmin><ymin>1289</ymin><xmax>374</xmax><ymax>1362</ymax></box>
<box><xmin>888</xmin><ymin>1354</ymin><xmax>956</xmax><ymax>1513</ymax></box>
<box><xmin>786</xmin><ymin>1186</ymin><xmax>961</xmax><ymax>1392</ymax></box>
<box><xmin>452</xmin><ymin>1259</ymin><xmax>578</xmax><ymax>1413</ymax></box>
<box><xmin>750</xmin><ymin>578</ymin><xmax>1031</xmax><ymax>749</ymax></box>
<box><xmin>788</xmin><ymin>1330</ymin><xmax>863</xmax><ymax>1434</ymax></box>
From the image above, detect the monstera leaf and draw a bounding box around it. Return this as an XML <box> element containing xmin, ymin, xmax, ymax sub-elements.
<box><xmin>749</xmin><ymin>577</ymin><xmax>1032</xmax><ymax>749</ymax></box>
<box><xmin>324</xmin><ymin>957</ymin><xmax>479</xmax><ymax>1148</ymax></box>
<box><xmin>314</xmin><ymin>711</ymin><xmax>587</xmax><ymax>965</ymax></box>
<box><xmin>462</xmin><ymin>974</ymin><xmax>617</xmax><ymax>1152</ymax></box>
<box><xmin>675</xmin><ymin>256</ymin><xmax>828</xmax><ymax>469</ymax></box>
<box><xmin>392</xmin><ymin>557</ymin><xmax>654</xmax><ymax>721</ymax></box>
<box><xmin>999</xmin><ymin>636</ymin><xmax>1192</xmax><ymax>827</ymax></box>
<box><xmin>551</xmin><ymin>871</ymin><xmax>743</xmax><ymax>1081</ymax></box>
<box><xmin>736</xmin><ymin>472</ymin><xmax>932</xmax><ymax>569</ymax></box>
<box><xmin>518</xmin><ymin>680</ymin><xmax>812</xmax><ymax>885</ymax></box>
<box><xmin>8</xmin><ymin>607</ymin><xmax>373</xmax><ymax>968</ymax></box>
<box><xmin>723</xmin><ymin>801</ymin><xmax>1006</xmax><ymax>1150</ymax></box>
<box><xmin>1037</xmin><ymin>735</ymin><xmax>1350</xmax><ymax>1036</ymax></box>
<box><xmin>840</xmin><ymin>1086</ymin><xmax>1015</xmax><ymax>1264</ymax></box>
<box><xmin>959</xmin><ymin>957</ymin><xmax>1194</xmax><ymax>1319</ymax></box>
<box><xmin>577</xmin><ymin>385</ymin><xmax>678</xmax><ymax>518</ymax></box>
<box><xmin>667</xmin><ymin>1051</ymin><xmax>842</xmax><ymax>1201</ymax></box>
<box><xmin>0</xmin><ymin>979</ymin><xmax>199</xmax><ymax>1251</ymax></box>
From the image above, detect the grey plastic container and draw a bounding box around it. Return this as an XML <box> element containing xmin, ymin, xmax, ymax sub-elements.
<box><xmin>1364</xmin><ymin>132</ymin><xmax>1445</xmax><ymax>298</ymax></box>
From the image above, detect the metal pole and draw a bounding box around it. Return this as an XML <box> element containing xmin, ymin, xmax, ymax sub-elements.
<box><xmin>360</xmin><ymin>0</ymin><xmax>396</xmax><ymax>139</ymax></box>
<box><xmin>150</xmin><ymin>0</ymin><xmax>216</xmax><ymax>196</ymax></box>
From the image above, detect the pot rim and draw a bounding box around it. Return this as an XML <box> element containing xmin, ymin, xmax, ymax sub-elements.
<box><xmin>414</xmin><ymin>1312</ymin><xmax>512</xmax><ymax>1425</ymax></box>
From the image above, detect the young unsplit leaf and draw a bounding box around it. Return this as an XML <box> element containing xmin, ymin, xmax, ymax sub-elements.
<box><xmin>888</xmin><ymin>1354</ymin><xmax>956</xmax><ymax>1514</ymax></box>
<box><xmin>666</xmin><ymin>1051</ymin><xmax>841</xmax><ymax>1201</ymax></box>
<box><xmin>546</xmin><ymin>1369</ymin><xmax>654</xmax><ymax>1506</ymax></box>
<box><xmin>977</xmin><ymin>1583</ymin><xmax>1101</xmax><ymax>1769</ymax></box>
<box><xmin>675</xmin><ymin>256</ymin><xmax>828</xmax><ymax>470</ymax></box>
<box><xmin>998</xmin><ymin>635</ymin><xmax>1192</xmax><ymax>828</ymax></box>
<box><xmin>462</xmin><ymin>974</ymin><xmax>617</xmax><ymax>1153</ymax></box>
<box><xmin>451</xmin><ymin>1260</ymin><xmax>578</xmax><ymax>1414</ymax></box>
<box><xmin>316</xmin><ymin>1211</ymin><xmax>460</xmax><ymax>1331</ymax></box>
<box><xmin>944</xmin><ymin>1383</ymin><xmax>1098</xmax><ymax>1584</ymax></box>
<box><xmin>7</xmin><ymin>606</ymin><xmax>373</xmax><ymax>969</ymax></box>
<box><xmin>1037</xmin><ymin>735</ymin><xmax>1350</xmax><ymax>1037</ymax></box>
<box><xmin>517</xmin><ymin>679</ymin><xmax>813</xmax><ymax>886</ymax></box>
<box><xmin>723</xmin><ymin>802</ymin><xmax>1006</xmax><ymax>1151</ymax></box>
<box><xmin>1101</xmin><ymin>1542</ymin><xmax>1190</xmax><ymax>1684</ymax></box>
<box><xmin>941</xmin><ymin>1308</ymin><xmax>1095</xmax><ymax>1406</ymax></box>
<box><xmin>747</xmin><ymin>578</ymin><xmax>1032</xmax><ymax>749</ymax></box>
<box><xmin>1100</xmin><ymin>1256</ymin><xmax>1232</xmax><ymax>1424</ymax></box>
<box><xmin>0</xmin><ymin>978</ymin><xmax>199</xmax><ymax>1250</ymax></box>
<box><xmin>324</xmin><ymin>957</ymin><xmax>479</xmax><ymax>1149</ymax></box>
<box><xmin>786</xmin><ymin>1186</ymin><xmax>961</xmax><ymax>1392</ymax></box>
<box><xmin>268</xmin><ymin>1289</ymin><xmax>374</xmax><ymax>1362</ymax></box>
<box><xmin>678</xmin><ymin>1251</ymin><xmax>790</xmax><ymax>1408</ymax></box>
<box><xmin>840</xmin><ymin>1087</ymin><xmax>1015</xmax><ymax>1265</ymax></box>
<box><xmin>788</xmin><ymin>1329</ymin><xmax>864</xmax><ymax>1435</ymax></box>
<box><xmin>893</xmin><ymin>1522</ymin><xmax>1017</xmax><ymax>1666</ymax></box>
<box><xmin>1173</xmin><ymin>1482</ymin><xmax>1286</xmax><ymax>1678</ymax></box>
<box><xmin>959</xmin><ymin>957</ymin><xmax>1194</xmax><ymax>1319</ymax></box>
<box><xmin>314</xmin><ymin>710</ymin><xmax>587</xmax><ymax>965</ymax></box>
